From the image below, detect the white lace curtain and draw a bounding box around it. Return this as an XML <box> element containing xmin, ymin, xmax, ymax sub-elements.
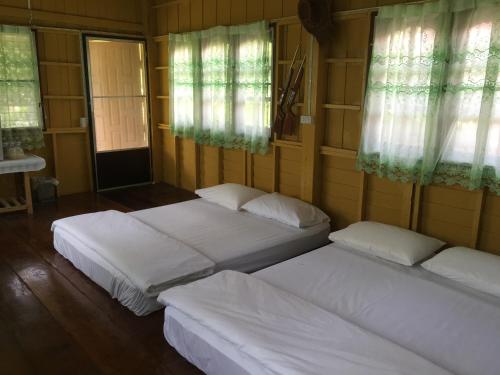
<box><xmin>358</xmin><ymin>0</ymin><xmax>500</xmax><ymax>194</ymax></box>
<box><xmin>169</xmin><ymin>21</ymin><xmax>272</xmax><ymax>154</ymax></box>
<box><xmin>0</xmin><ymin>25</ymin><xmax>44</xmax><ymax>150</ymax></box>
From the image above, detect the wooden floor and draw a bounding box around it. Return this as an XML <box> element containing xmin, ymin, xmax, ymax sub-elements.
<box><xmin>0</xmin><ymin>183</ymin><xmax>203</xmax><ymax>375</ymax></box>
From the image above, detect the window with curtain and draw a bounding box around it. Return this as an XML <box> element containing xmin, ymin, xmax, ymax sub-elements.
<box><xmin>358</xmin><ymin>0</ymin><xmax>500</xmax><ymax>195</ymax></box>
<box><xmin>0</xmin><ymin>25</ymin><xmax>44</xmax><ymax>150</ymax></box>
<box><xmin>169</xmin><ymin>21</ymin><xmax>272</xmax><ymax>155</ymax></box>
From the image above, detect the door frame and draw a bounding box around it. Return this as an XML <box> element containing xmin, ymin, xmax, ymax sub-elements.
<box><xmin>82</xmin><ymin>33</ymin><xmax>153</xmax><ymax>192</ymax></box>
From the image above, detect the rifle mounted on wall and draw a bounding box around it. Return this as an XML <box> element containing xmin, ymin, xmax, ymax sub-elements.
<box><xmin>273</xmin><ymin>46</ymin><xmax>306</xmax><ymax>138</ymax></box>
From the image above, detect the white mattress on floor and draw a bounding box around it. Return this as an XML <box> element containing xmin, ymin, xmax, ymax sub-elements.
<box><xmin>53</xmin><ymin>198</ymin><xmax>329</xmax><ymax>316</ymax></box>
<box><xmin>164</xmin><ymin>244</ymin><xmax>500</xmax><ymax>375</ymax></box>
<box><xmin>130</xmin><ymin>199</ymin><xmax>330</xmax><ymax>272</ymax></box>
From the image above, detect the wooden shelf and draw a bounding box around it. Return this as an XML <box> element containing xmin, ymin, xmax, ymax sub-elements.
<box><xmin>325</xmin><ymin>58</ymin><xmax>364</xmax><ymax>64</ymax></box>
<box><xmin>155</xmin><ymin>66</ymin><xmax>169</xmax><ymax>70</ymax></box>
<box><xmin>320</xmin><ymin>146</ymin><xmax>357</xmax><ymax>159</ymax></box>
<box><xmin>157</xmin><ymin>95</ymin><xmax>169</xmax><ymax>100</ymax></box>
<box><xmin>277</xmin><ymin>59</ymin><xmax>307</xmax><ymax>65</ymax></box>
<box><xmin>158</xmin><ymin>123</ymin><xmax>171</xmax><ymax>130</ymax></box>
<box><xmin>40</xmin><ymin>61</ymin><xmax>82</xmax><ymax>67</ymax></box>
<box><xmin>43</xmin><ymin>95</ymin><xmax>85</xmax><ymax>100</ymax></box>
<box><xmin>44</xmin><ymin>127</ymin><xmax>87</xmax><ymax>134</ymax></box>
<box><xmin>322</xmin><ymin>103</ymin><xmax>361</xmax><ymax>111</ymax></box>
<box><xmin>0</xmin><ymin>196</ymin><xmax>27</xmax><ymax>214</ymax></box>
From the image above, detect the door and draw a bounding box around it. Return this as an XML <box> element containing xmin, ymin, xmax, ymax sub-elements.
<box><xmin>85</xmin><ymin>36</ymin><xmax>151</xmax><ymax>191</ymax></box>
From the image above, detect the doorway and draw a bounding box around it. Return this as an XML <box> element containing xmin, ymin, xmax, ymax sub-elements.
<box><xmin>84</xmin><ymin>36</ymin><xmax>152</xmax><ymax>191</ymax></box>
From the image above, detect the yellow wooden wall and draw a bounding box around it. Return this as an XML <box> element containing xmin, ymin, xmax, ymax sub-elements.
<box><xmin>150</xmin><ymin>0</ymin><xmax>500</xmax><ymax>255</ymax></box>
<box><xmin>0</xmin><ymin>0</ymin><xmax>147</xmax><ymax>197</ymax></box>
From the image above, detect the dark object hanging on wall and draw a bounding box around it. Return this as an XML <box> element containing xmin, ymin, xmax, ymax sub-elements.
<box><xmin>298</xmin><ymin>0</ymin><xmax>334</xmax><ymax>44</ymax></box>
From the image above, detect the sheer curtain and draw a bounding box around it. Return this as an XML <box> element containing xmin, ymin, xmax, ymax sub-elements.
<box><xmin>358</xmin><ymin>0</ymin><xmax>500</xmax><ymax>194</ymax></box>
<box><xmin>0</xmin><ymin>25</ymin><xmax>44</xmax><ymax>150</ymax></box>
<box><xmin>169</xmin><ymin>21</ymin><xmax>272</xmax><ymax>154</ymax></box>
<box><xmin>434</xmin><ymin>1</ymin><xmax>500</xmax><ymax>194</ymax></box>
<box><xmin>357</xmin><ymin>2</ymin><xmax>451</xmax><ymax>183</ymax></box>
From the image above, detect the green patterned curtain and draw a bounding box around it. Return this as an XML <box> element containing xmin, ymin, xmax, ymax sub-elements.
<box><xmin>357</xmin><ymin>1</ymin><xmax>451</xmax><ymax>184</ymax></box>
<box><xmin>169</xmin><ymin>21</ymin><xmax>272</xmax><ymax>154</ymax></box>
<box><xmin>433</xmin><ymin>0</ymin><xmax>500</xmax><ymax>194</ymax></box>
<box><xmin>358</xmin><ymin>0</ymin><xmax>500</xmax><ymax>194</ymax></box>
<box><xmin>0</xmin><ymin>25</ymin><xmax>44</xmax><ymax>150</ymax></box>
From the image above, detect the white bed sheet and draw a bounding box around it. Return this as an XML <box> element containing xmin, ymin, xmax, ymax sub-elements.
<box><xmin>53</xmin><ymin>199</ymin><xmax>329</xmax><ymax>316</ymax></box>
<box><xmin>131</xmin><ymin>199</ymin><xmax>330</xmax><ymax>272</ymax></box>
<box><xmin>163</xmin><ymin>244</ymin><xmax>500</xmax><ymax>375</ymax></box>
<box><xmin>160</xmin><ymin>271</ymin><xmax>450</xmax><ymax>375</ymax></box>
<box><xmin>254</xmin><ymin>244</ymin><xmax>500</xmax><ymax>375</ymax></box>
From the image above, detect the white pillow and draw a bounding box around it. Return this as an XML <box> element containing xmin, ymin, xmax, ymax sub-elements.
<box><xmin>329</xmin><ymin>221</ymin><xmax>445</xmax><ymax>266</ymax></box>
<box><xmin>241</xmin><ymin>192</ymin><xmax>330</xmax><ymax>228</ymax></box>
<box><xmin>195</xmin><ymin>183</ymin><xmax>266</xmax><ymax>211</ymax></box>
<box><xmin>422</xmin><ymin>247</ymin><xmax>500</xmax><ymax>297</ymax></box>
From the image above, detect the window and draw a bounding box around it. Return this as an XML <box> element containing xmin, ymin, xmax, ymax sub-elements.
<box><xmin>0</xmin><ymin>25</ymin><xmax>44</xmax><ymax>150</ymax></box>
<box><xmin>169</xmin><ymin>21</ymin><xmax>272</xmax><ymax>155</ymax></box>
<box><xmin>358</xmin><ymin>1</ymin><xmax>500</xmax><ymax>194</ymax></box>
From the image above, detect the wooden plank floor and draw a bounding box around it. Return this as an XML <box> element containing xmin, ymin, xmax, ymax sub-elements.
<box><xmin>0</xmin><ymin>183</ymin><xmax>203</xmax><ymax>374</ymax></box>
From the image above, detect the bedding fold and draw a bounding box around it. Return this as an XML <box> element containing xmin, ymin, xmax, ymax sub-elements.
<box><xmin>52</xmin><ymin>210</ymin><xmax>215</xmax><ymax>296</ymax></box>
<box><xmin>158</xmin><ymin>270</ymin><xmax>451</xmax><ymax>375</ymax></box>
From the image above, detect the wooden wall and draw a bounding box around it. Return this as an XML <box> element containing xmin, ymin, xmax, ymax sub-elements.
<box><xmin>150</xmin><ymin>0</ymin><xmax>500</xmax><ymax>255</ymax></box>
<box><xmin>0</xmin><ymin>0</ymin><xmax>146</xmax><ymax>197</ymax></box>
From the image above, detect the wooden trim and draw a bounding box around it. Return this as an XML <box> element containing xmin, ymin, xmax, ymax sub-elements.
<box><xmin>471</xmin><ymin>189</ymin><xmax>486</xmax><ymax>248</ymax></box>
<box><xmin>273</xmin><ymin>139</ymin><xmax>302</xmax><ymax>150</ymax></box>
<box><xmin>32</xmin><ymin>26</ymin><xmax>81</xmax><ymax>34</ymax></box>
<box><xmin>271</xmin><ymin>15</ymin><xmax>299</xmax><ymax>25</ymax></box>
<box><xmin>156</xmin><ymin>95</ymin><xmax>170</xmax><ymax>99</ymax></box>
<box><xmin>411</xmin><ymin>184</ymin><xmax>423</xmax><ymax>232</ymax></box>
<box><xmin>152</xmin><ymin>0</ymin><xmax>184</xmax><ymax>9</ymax></box>
<box><xmin>247</xmin><ymin>152</ymin><xmax>254</xmax><ymax>187</ymax></box>
<box><xmin>272</xmin><ymin>145</ymin><xmax>280</xmax><ymax>192</ymax></box>
<box><xmin>43</xmin><ymin>95</ymin><xmax>85</xmax><ymax>100</ymax></box>
<box><xmin>44</xmin><ymin>127</ymin><xmax>87</xmax><ymax>134</ymax></box>
<box><xmin>31</xmin><ymin>9</ymin><xmax>142</xmax><ymax>34</ymax></box>
<box><xmin>358</xmin><ymin>171</ymin><xmax>367</xmax><ymax>221</ymax></box>
<box><xmin>40</xmin><ymin>61</ymin><xmax>82</xmax><ymax>67</ymax></box>
<box><xmin>194</xmin><ymin>144</ymin><xmax>201</xmax><ymax>189</ymax></box>
<box><xmin>322</xmin><ymin>104</ymin><xmax>361</xmax><ymax>111</ymax></box>
<box><xmin>173</xmin><ymin>136</ymin><xmax>180</xmax><ymax>187</ymax></box>
<box><xmin>319</xmin><ymin>146</ymin><xmax>357</xmax><ymax>159</ymax></box>
<box><xmin>217</xmin><ymin>148</ymin><xmax>224</xmax><ymax>184</ymax></box>
<box><xmin>155</xmin><ymin>66</ymin><xmax>169</xmax><ymax>70</ymax></box>
<box><xmin>325</xmin><ymin>58</ymin><xmax>364</xmax><ymax>64</ymax></box>
<box><xmin>401</xmin><ymin>183</ymin><xmax>414</xmax><ymax>229</ymax></box>
<box><xmin>153</xmin><ymin>35</ymin><xmax>169</xmax><ymax>42</ymax></box>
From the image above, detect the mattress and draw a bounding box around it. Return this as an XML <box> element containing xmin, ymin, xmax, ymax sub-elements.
<box><xmin>130</xmin><ymin>199</ymin><xmax>330</xmax><ymax>272</ymax></box>
<box><xmin>164</xmin><ymin>244</ymin><xmax>500</xmax><ymax>375</ymax></box>
<box><xmin>53</xmin><ymin>199</ymin><xmax>330</xmax><ymax>316</ymax></box>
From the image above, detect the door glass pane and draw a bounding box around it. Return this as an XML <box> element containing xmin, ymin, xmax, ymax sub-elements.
<box><xmin>88</xmin><ymin>39</ymin><xmax>149</xmax><ymax>152</ymax></box>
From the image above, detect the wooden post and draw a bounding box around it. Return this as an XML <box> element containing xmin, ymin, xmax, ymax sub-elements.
<box><xmin>23</xmin><ymin>172</ymin><xmax>33</xmax><ymax>215</ymax></box>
